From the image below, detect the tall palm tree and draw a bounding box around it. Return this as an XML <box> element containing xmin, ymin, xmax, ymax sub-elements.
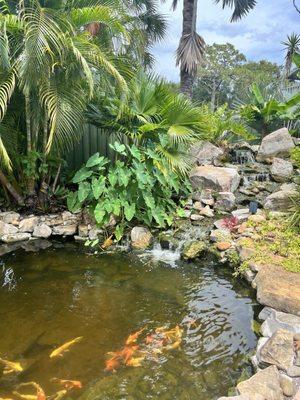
<box><xmin>166</xmin><ymin>0</ymin><xmax>257</xmax><ymax>97</ymax></box>
<box><xmin>282</xmin><ymin>33</ymin><xmax>300</xmax><ymax>79</ymax></box>
<box><xmin>0</xmin><ymin>0</ymin><xmax>129</xmax><ymax>203</ymax></box>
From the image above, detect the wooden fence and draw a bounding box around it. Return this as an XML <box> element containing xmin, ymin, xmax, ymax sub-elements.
<box><xmin>66</xmin><ymin>124</ymin><xmax>117</xmax><ymax>171</ymax></box>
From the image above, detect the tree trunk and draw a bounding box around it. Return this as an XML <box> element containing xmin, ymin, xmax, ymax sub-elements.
<box><xmin>24</xmin><ymin>93</ymin><xmax>36</xmax><ymax>197</ymax></box>
<box><xmin>0</xmin><ymin>169</ymin><xmax>24</xmax><ymax>206</ymax></box>
<box><xmin>180</xmin><ymin>0</ymin><xmax>197</xmax><ymax>97</ymax></box>
<box><xmin>211</xmin><ymin>80</ymin><xmax>216</xmax><ymax>111</ymax></box>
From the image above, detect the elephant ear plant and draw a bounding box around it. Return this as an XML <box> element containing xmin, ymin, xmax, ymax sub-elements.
<box><xmin>67</xmin><ymin>143</ymin><xmax>192</xmax><ymax>244</ymax></box>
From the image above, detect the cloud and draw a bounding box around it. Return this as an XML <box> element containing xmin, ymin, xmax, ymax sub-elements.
<box><xmin>152</xmin><ymin>0</ymin><xmax>300</xmax><ymax>81</ymax></box>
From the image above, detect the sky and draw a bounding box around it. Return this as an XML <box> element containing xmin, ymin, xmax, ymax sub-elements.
<box><xmin>152</xmin><ymin>0</ymin><xmax>300</xmax><ymax>82</ymax></box>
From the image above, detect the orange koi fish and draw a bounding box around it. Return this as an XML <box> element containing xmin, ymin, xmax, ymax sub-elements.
<box><xmin>51</xmin><ymin>378</ymin><xmax>82</xmax><ymax>390</ymax></box>
<box><xmin>104</xmin><ymin>357</ymin><xmax>120</xmax><ymax>373</ymax></box>
<box><xmin>49</xmin><ymin>337</ymin><xmax>83</xmax><ymax>359</ymax></box>
<box><xmin>13</xmin><ymin>382</ymin><xmax>45</xmax><ymax>400</ymax></box>
<box><xmin>0</xmin><ymin>357</ymin><xmax>23</xmax><ymax>374</ymax></box>
<box><xmin>125</xmin><ymin>328</ymin><xmax>145</xmax><ymax>346</ymax></box>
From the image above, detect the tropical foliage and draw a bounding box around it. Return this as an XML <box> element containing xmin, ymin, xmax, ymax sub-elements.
<box><xmin>88</xmin><ymin>72</ymin><xmax>205</xmax><ymax>173</ymax></box>
<box><xmin>68</xmin><ymin>145</ymin><xmax>192</xmax><ymax>241</ymax></box>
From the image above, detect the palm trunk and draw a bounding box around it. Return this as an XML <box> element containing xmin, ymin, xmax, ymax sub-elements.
<box><xmin>180</xmin><ymin>0</ymin><xmax>197</xmax><ymax>97</ymax></box>
<box><xmin>24</xmin><ymin>93</ymin><xmax>36</xmax><ymax>197</ymax></box>
<box><xmin>0</xmin><ymin>169</ymin><xmax>24</xmax><ymax>206</ymax></box>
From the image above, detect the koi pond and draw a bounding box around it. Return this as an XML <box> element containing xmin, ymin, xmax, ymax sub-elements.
<box><xmin>0</xmin><ymin>243</ymin><xmax>258</xmax><ymax>400</ymax></box>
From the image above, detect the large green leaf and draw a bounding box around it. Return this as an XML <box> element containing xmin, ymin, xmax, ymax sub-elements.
<box><xmin>94</xmin><ymin>204</ymin><xmax>106</xmax><ymax>224</ymax></box>
<box><xmin>92</xmin><ymin>176</ymin><xmax>106</xmax><ymax>199</ymax></box>
<box><xmin>78</xmin><ymin>181</ymin><xmax>91</xmax><ymax>202</ymax></box>
<box><xmin>124</xmin><ymin>203</ymin><xmax>135</xmax><ymax>222</ymax></box>
<box><xmin>73</xmin><ymin>167</ymin><xmax>93</xmax><ymax>183</ymax></box>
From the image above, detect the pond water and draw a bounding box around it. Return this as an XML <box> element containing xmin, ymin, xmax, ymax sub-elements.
<box><xmin>0</xmin><ymin>243</ymin><xmax>258</xmax><ymax>400</ymax></box>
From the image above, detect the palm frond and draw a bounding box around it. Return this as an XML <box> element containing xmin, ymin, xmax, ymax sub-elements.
<box><xmin>40</xmin><ymin>79</ymin><xmax>87</xmax><ymax>154</ymax></box>
<box><xmin>176</xmin><ymin>31</ymin><xmax>205</xmax><ymax>75</ymax></box>
<box><xmin>0</xmin><ymin>20</ymin><xmax>10</xmax><ymax>70</ymax></box>
<box><xmin>215</xmin><ymin>0</ymin><xmax>257</xmax><ymax>22</ymax></box>
<box><xmin>0</xmin><ymin>70</ymin><xmax>16</xmax><ymax>121</ymax></box>
<box><xmin>0</xmin><ymin>135</ymin><xmax>12</xmax><ymax>170</ymax></box>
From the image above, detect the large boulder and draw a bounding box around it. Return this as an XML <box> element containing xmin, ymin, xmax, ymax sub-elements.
<box><xmin>270</xmin><ymin>158</ymin><xmax>293</xmax><ymax>182</ymax></box>
<box><xmin>215</xmin><ymin>192</ymin><xmax>236</xmax><ymax>211</ymax></box>
<box><xmin>237</xmin><ymin>365</ymin><xmax>283</xmax><ymax>400</ymax></box>
<box><xmin>264</xmin><ymin>187</ymin><xmax>298</xmax><ymax>211</ymax></box>
<box><xmin>182</xmin><ymin>240</ymin><xmax>206</xmax><ymax>259</ymax></box>
<box><xmin>190</xmin><ymin>141</ymin><xmax>224</xmax><ymax>166</ymax></box>
<box><xmin>130</xmin><ymin>226</ymin><xmax>153</xmax><ymax>249</ymax></box>
<box><xmin>253</xmin><ymin>264</ymin><xmax>300</xmax><ymax>316</ymax></box>
<box><xmin>0</xmin><ymin>233</ymin><xmax>31</xmax><ymax>243</ymax></box>
<box><xmin>190</xmin><ymin>166</ymin><xmax>241</xmax><ymax>193</ymax></box>
<box><xmin>257</xmin><ymin>128</ymin><xmax>295</xmax><ymax>161</ymax></box>
<box><xmin>52</xmin><ymin>224</ymin><xmax>77</xmax><ymax>236</ymax></box>
<box><xmin>258</xmin><ymin>329</ymin><xmax>295</xmax><ymax>371</ymax></box>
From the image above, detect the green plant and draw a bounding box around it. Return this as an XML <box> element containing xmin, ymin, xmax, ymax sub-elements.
<box><xmin>291</xmin><ymin>147</ymin><xmax>300</xmax><ymax>168</ymax></box>
<box><xmin>67</xmin><ymin>143</ymin><xmax>192</xmax><ymax>240</ymax></box>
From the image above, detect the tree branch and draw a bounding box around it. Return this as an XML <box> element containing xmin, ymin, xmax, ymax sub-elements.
<box><xmin>293</xmin><ymin>0</ymin><xmax>300</xmax><ymax>14</ymax></box>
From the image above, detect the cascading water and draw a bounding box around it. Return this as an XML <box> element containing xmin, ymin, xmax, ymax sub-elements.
<box><xmin>231</xmin><ymin>149</ymin><xmax>256</xmax><ymax>165</ymax></box>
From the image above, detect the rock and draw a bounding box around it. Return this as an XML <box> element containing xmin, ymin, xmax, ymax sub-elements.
<box><xmin>88</xmin><ymin>227</ymin><xmax>104</xmax><ymax>241</ymax></box>
<box><xmin>258</xmin><ymin>307</ymin><xmax>276</xmax><ymax>321</ymax></box>
<box><xmin>193</xmin><ymin>201</ymin><xmax>203</xmax><ymax>211</ymax></box>
<box><xmin>61</xmin><ymin>211</ymin><xmax>80</xmax><ymax>224</ymax></box>
<box><xmin>200</xmin><ymin>189</ymin><xmax>215</xmax><ymax>206</ymax></box>
<box><xmin>200</xmin><ymin>205</ymin><xmax>214</xmax><ymax>217</ymax></box>
<box><xmin>78</xmin><ymin>224</ymin><xmax>89</xmax><ymax>237</ymax></box>
<box><xmin>280</xmin><ymin>183</ymin><xmax>297</xmax><ymax>191</ymax></box>
<box><xmin>182</xmin><ymin>240</ymin><xmax>206</xmax><ymax>259</ymax></box>
<box><xmin>270</xmin><ymin>158</ymin><xmax>294</xmax><ymax>182</ymax></box>
<box><xmin>130</xmin><ymin>227</ymin><xmax>153</xmax><ymax>249</ymax></box>
<box><xmin>190</xmin><ymin>141</ymin><xmax>224</xmax><ymax>166</ymax></box>
<box><xmin>0</xmin><ymin>211</ymin><xmax>20</xmax><ymax>225</ymax></box>
<box><xmin>190</xmin><ymin>166</ymin><xmax>241</xmax><ymax>193</ymax></box>
<box><xmin>232</xmin><ymin>209</ymin><xmax>250</xmax><ymax>222</ymax></box>
<box><xmin>264</xmin><ymin>188</ymin><xmax>297</xmax><ymax>211</ymax></box>
<box><xmin>0</xmin><ymin>221</ymin><xmax>18</xmax><ymax>237</ymax></box>
<box><xmin>243</xmin><ymin>269</ymin><xmax>256</xmax><ymax>283</ymax></box>
<box><xmin>237</xmin><ymin>365</ymin><xmax>283</xmax><ymax>400</ymax></box>
<box><xmin>261</xmin><ymin>311</ymin><xmax>300</xmax><ymax>337</ymax></box>
<box><xmin>210</xmin><ymin>228</ymin><xmax>232</xmax><ymax>243</ymax></box>
<box><xmin>190</xmin><ymin>214</ymin><xmax>204</xmax><ymax>222</ymax></box>
<box><xmin>216</xmin><ymin>242</ymin><xmax>231</xmax><ymax>251</ymax></box>
<box><xmin>21</xmin><ymin>239</ymin><xmax>52</xmax><ymax>252</ymax></box>
<box><xmin>33</xmin><ymin>224</ymin><xmax>52</xmax><ymax>239</ymax></box>
<box><xmin>19</xmin><ymin>216</ymin><xmax>39</xmax><ymax>233</ymax></box>
<box><xmin>41</xmin><ymin>214</ymin><xmax>63</xmax><ymax>226</ymax></box>
<box><xmin>286</xmin><ymin>366</ymin><xmax>300</xmax><ymax>377</ymax></box>
<box><xmin>237</xmin><ymin>245</ymin><xmax>255</xmax><ymax>261</ymax></box>
<box><xmin>295</xmin><ymin>390</ymin><xmax>300</xmax><ymax>400</ymax></box>
<box><xmin>248</xmin><ymin>214</ymin><xmax>266</xmax><ymax>223</ymax></box>
<box><xmin>52</xmin><ymin>224</ymin><xmax>77</xmax><ymax>236</ymax></box>
<box><xmin>0</xmin><ymin>233</ymin><xmax>31</xmax><ymax>243</ymax></box>
<box><xmin>215</xmin><ymin>192</ymin><xmax>236</xmax><ymax>212</ymax></box>
<box><xmin>253</xmin><ymin>264</ymin><xmax>300</xmax><ymax>316</ymax></box>
<box><xmin>214</xmin><ymin>219</ymin><xmax>226</xmax><ymax>229</ymax></box>
<box><xmin>218</xmin><ymin>396</ymin><xmax>264</xmax><ymax>400</ymax></box>
<box><xmin>259</xmin><ymin>329</ymin><xmax>295</xmax><ymax>371</ymax></box>
<box><xmin>257</xmin><ymin>128</ymin><xmax>295</xmax><ymax>161</ymax></box>
<box><xmin>279</xmin><ymin>374</ymin><xmax>295</xmax><ymax>397</ymax></box>
<box><xmin>0</xmin><ymin>242</ymin><xmax>23</xmax><ymax>256</ymax></box>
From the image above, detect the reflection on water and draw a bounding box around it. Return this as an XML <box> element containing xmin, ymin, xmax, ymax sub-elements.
<box><xmin>0</xmin><ymin>244</ymin><xmax>258</xmax><ymax>400</ymax></box>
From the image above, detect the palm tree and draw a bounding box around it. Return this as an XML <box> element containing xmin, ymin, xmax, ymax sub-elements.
<box><xmin>0</xmin><ymin>0</ymin><xmax>129</xmax><ymax>204</ymax></box>
<box><xmin>282</xmin><ymin>33</ymin><xmax>300</xmax><ymax>79</ymax></box>
<box><xmin>166</xmin><ymin>0</ymin><xmax>257</xmax><ymax>97</ymax></box>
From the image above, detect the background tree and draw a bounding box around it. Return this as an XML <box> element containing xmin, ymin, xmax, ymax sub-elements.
<box><xmin>282</xmin><ymin>33</ymin><xmax>300</xmax><ymax>79</ymax></box>
<box><xmin>193</xmin><ymin>43</ymin><xmax>246</xmax><ymax>110</ymax></box>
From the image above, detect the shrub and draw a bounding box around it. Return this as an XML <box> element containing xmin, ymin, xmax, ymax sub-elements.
<box><xmin>67</xmin><ymin>142</ymin><xmax>191</xmax><ymax>240</ymax></box>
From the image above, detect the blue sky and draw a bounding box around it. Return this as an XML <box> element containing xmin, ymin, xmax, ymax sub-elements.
<box><xmin>152</xmin><ymin>0</ymin><xmax>300</xmax><ymax>81</ymax></box>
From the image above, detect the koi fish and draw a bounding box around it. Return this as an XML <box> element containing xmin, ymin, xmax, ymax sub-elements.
<box><xmin>165</xmin><ymin>339</ymin><xmax>181</xmax><ymax>351</ymax></box>
<box><xmin>51</xmin><ymin>390</ymin><xmax>67</xmax><ymax>400</ymax></box>
<box><xmin>104</xmin><ymin>357</ymin><xmax>120</xmax><ymax>373</ymax></box>
<box><xmin>49</xmin><ymin>337</ymin><xmax>83</xmax><ymax>359</ymax></box>
<box><xmin>0</xmin><ymin>357</ymin><xmax>23</xmax><ymax>374</ymax></box>
<box><xmin>13</xmin><ymin>392</ymin><xmax>37</xmax><ymax>400</ymax></box>
<box><xmin>102</xmin><ymin>236</ymin><xmax>113</xmax><ymax>250</ymax></box>
<box><xmin>125</xmin><ymin>356</ymin><xmax>145</xmax><ymax>367</ymax></box>
<box><xmin>125</xmin><ymin>328</ymin><xmax>145</xmax><ymax>346</ymax></box>
<box><xmin>51</xmin><ymin>378</ymin><xmax>82</xmax><ymax>390</ymax></box>
<box><xmin>36</xmin><ymin>386</ymin><xmax>46</xmax><ymax>400</ymax></box>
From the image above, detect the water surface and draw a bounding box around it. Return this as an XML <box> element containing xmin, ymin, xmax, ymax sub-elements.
<box><xmin>0</xmin><ymin>244</ymin><xmax>258</xmax><ymax>399</ymax></box>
